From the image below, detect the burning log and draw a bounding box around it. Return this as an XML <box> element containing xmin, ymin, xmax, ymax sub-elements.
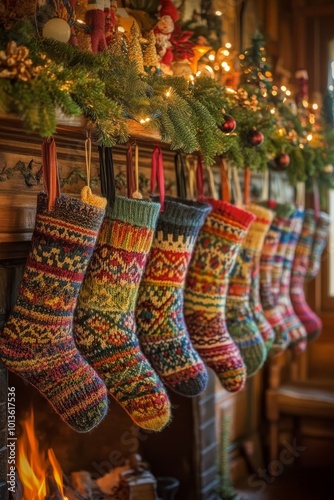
<box><xmin>45</xmin><ymin>472</ymin><xmax>64</xmax><ymax>500</ymax></box>
<box><xmin>63</xmin><ymin>483</ymin><xmax>88</xmax><ymax>500</ymax></box>
<box><xmin>69</xmin><ymin>470</ymin><xmax>115</xmax><ymax>499</ymax></box>
<box><xmin>68</xmin><ymin>455</ymin><xmax>158</xmax><ymax>500</ymax></box>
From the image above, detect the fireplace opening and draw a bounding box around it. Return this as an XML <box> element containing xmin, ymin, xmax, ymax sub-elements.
<box><xmin>8</xmin><ymin>372</ymin><xmax>186</xmax><ymax>500</ymax></box>
<box><xmin>17</xmin><ymin>408</ymin><xmax>66</xmax><ymax>500</ymax></box>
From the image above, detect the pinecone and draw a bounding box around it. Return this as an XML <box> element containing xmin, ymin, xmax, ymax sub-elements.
<box><xmin>0</xmin><ymin>41</ymin><xmax>38</xmax><ymax>82</ymax></box>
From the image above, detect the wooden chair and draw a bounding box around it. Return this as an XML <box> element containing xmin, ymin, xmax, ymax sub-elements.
<box><xmin>266</xmin><ymin>350</ymin><xmax>334</xmax><ymax>461</ymax></box>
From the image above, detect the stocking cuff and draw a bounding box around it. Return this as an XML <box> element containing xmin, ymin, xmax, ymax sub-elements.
<box><xmin>291</xmin><ymin>206</ymin><xmax>305</xmax><ymax>221</ymax></box>
<box><xmin>37</xmin><ymin>192</ymin><xmax>105</xmax><ymax>232</ymax></box>
<box><xmin>245</xmin><ymin>203</ymin><xmax>274</xmax><ymax>224</ymax></box>
<box><xmin>303</xmin><ymin>209</ymin><xmax>318</xmax><ymax>231</ymax></box>
<box><xmin>316</xmin><ymin>211</ymin><xmax>330</xmax><ymax>227</ymax></box>
<box><xmin>243</xmin><ymin>204</ymin><xmax>274</xmax><ymax>251</ymax></box>
<box><xmin>106</xmin><ymin>196</ymin><xmax>160</xmax><ymax>230</ymax></box>
<box><xmin>206</xmin><ymin>198</ymin><xmax>255</xmax><ymax>229</ymax></box>
<box><xmin>151</xmin><ymin>196</ymin><xmax>211</xmax><ymax>230</ymax></box>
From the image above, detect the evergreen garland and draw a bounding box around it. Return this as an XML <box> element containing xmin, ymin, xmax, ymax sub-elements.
<box><xmin>1</xmin><ymin>18</ymin><xmax>334</xmax><ymax>183</ymax></box>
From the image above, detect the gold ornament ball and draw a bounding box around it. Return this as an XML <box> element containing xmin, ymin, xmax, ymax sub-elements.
<box><xmin>323</xmin><ymin>164</ymin><xmax>333</xmax><ymax>174</ymax></box>
<box><xmin>43</xmin><ymin>18</ymin><xmax>71</xmax><ymax>43</ymax></box>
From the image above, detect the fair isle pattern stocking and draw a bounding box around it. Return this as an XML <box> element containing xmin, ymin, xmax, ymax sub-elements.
<box><xmin>136</xmin><ymin>197</ymin><xmax>211</xmax><ymax>397</ymax></box>
<box><xmin>0</xmin><ymin>188</ymin><xmax>109</xmax><ymax>432</ymax></box>
<box><xmin>291</xmin><ymin>209</ymin><xmax>322</xmax><ymax>342</ymax></box>
<box><xmin>226</xmin><ymin>211</ymin><xmax>267</xmax><ymax>378</ymax></box>
<box><xmin>278</xmin><ymin>207</ymin><xmax>308</xmax><ymax>353</ymax></box>
<box><xmin>184</xmin><ymin>200</ymin><xmax>255</xmax><ymax>393</ymax></box>
<box><xmin>260</xmin><ymin>202</ymin><xmax>295</xmax><ymax>356</ymax></box>
<box><xmin>270</xmin><ymin>206</ymin><xmax>294</xmax><ymax>305</ymax></box>
<box><xmin>306</xmin><ymin>211</ymin><xmax>330</xmax><ymax>279</ymax></box>
<box><xmin>246</xmin><ymin>204</ymin><xmax>275</xmax><ymax>353</ymax></box>
<box><xmin>74</xmin><ymin>196</ymin><xmax>171</xmax><ymax>431</ymax></box>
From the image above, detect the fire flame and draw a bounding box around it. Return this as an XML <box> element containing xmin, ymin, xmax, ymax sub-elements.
<box><xmin>17</xmin><ymin>409</ymin><xmax>68</xmax><ymax>500</ymax></box>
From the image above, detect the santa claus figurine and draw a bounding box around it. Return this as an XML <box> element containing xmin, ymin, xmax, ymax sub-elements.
<box><xmin>153</xmin><ymin>0</ymin><xmax>179</xmax><ymax>71</ymax></box>
<box><xmin>85</xmin><ymin>0</ymin><xmax>110</xmax><ymax>53</ymax></box>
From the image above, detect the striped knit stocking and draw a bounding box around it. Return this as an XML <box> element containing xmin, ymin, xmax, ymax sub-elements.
<box><xmin>291</xmin><ymin>209</ymin><xmax>322</xmax><ymax>341</ymax></box>
<box><xmin>306</xmin><ymin>211</ymin><xmax>330</xmax><ymax>279</ymax></box>
<box><xmin>74</xmin><ymin>197</ymin><xmax>171</xmax><ymax>431</ymax></box>
<box><xmin>0</xmin><ymin>188</ymin><xmax>109</xmax><ymax>432</ymax></box>
<box><xmin>226</xmin><ymin>211</ymin><xmax>267</xmax><ymax>378</ymax></box>
<box><xmin>260</xmin><ymin>202</ymin><xmax>295</xmax><ymax>356</ymax></box>
<box><xmin>184</xmin><ymin>200</ymin><xmax>255</xmax><ymax>393</ymax></box>
<box><xmin>278</xmin><ymin>208</ymin><xmax>308</xmax><ymax>353</ymax></box>
<box><xmin>246</xmin><ymin>204</ymin><xmax>275</xmax><ymax>353</ymax></box>
<box><xmin>136</xmin><ymin>197</ymin><xmax>211</xmax><ymax>397</ymax></box>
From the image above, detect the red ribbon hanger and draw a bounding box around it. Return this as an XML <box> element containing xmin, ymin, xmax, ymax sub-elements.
<box><xmin>151</xmin><ymin>145</ymin><xmax>165</xmax><ymax>211</ymax></box>
<box><xmin>42</xmin><ymin>137</ymin><xmax>60</xmax><ymax>212</ymax></box>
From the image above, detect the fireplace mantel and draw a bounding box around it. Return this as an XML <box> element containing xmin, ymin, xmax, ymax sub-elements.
<box><xmin>0</xmin><ymin>114</ymin><xmax>175</xmax><ymax>258</ymax></box>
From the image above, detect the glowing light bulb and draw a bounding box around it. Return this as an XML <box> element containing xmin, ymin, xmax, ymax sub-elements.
<box><xmin>215</xmin><ymin>10</ymin><xmax>223</xmax><ymax>16</ymax></box>
<box><xmin>281</xmin><ymin>85</ymin><xmax>287</xmax><ymax>92</ymax></box>
<box><xmin>225</xmin><ymin>43</ymin><xmax>232</xmax><ymax>49</ymax></box>
<box><xmin>312</xmin><ymin>103</ymin><xmax>319</xmax><ymax>110</ymax></box>
<box><xmin>307</xmin><ymin>133</ymin><xmax>313</xmax><ymax>141</ymax></box>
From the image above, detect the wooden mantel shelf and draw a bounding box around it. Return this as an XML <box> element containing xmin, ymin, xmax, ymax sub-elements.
<box><xmin>0</xmin><ymin>112</ymin><xmax>162</xmax><ymax>143</ymax></box>
<box><xmin>0</xmin><ymin>114</ymin><xmax>174</xmax><ymax>257</ymax></box>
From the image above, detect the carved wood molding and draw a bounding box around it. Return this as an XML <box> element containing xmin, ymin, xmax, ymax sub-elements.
<box><xmin>0</xmin><ymin>115</ymin><xmax>177</xmax><ymax>250</ymax></box>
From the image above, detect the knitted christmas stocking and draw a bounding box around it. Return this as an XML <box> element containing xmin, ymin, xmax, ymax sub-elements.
<box><xmin>0</xmin><ymin>188</ymin><xmax>108</xmax><ymax>432</ymax></box>
<box><xmin>291</xmin><ymin>209</ymin><xmax>322</xmax><ymax>341</ymax></box>
<box><xmin>306</xmin><ymin>211</ymin><xmax>330</xmax><ymax>279</ymax></box>
<box><xmin>260</xmin><ymin>202</ymin><xmax>295</xmax><ymax>356</ymax></box>
<box><xmin>136</xmin><ymin>197</ymin><xmax>211</xmax><ymax>397</ymax></box>
<box><xmin>184</xmin><ymin>200</ymin><xmax>255</xmax><ymax>393</ymax></box>
<box><xmin>74</xmin><ymin>196</ymin><xmax>171</xmax><ymax>431</ymax></box>
<box><xmin>226</xmin><ymin>210</ymin><xmax>267</xmax><ymax>378</ymax></box>
<box><xmin>278</xmin><ymin>207</ymin><xmax>308</xmax><ymax>353</ymax></box>
<box><xmin>246</xmin><ymin>204</ymin><xmax>275</xmax><ymax>353</ymax></box>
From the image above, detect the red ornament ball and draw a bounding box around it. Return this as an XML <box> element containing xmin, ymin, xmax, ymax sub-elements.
<box><xmin>274</xmin><ymin>152</ymin><xmax>290</xmax><ymax>171</ymax></box>
<box><xmin>248</xmin><ymin>129</ymin><xmax>264</xmax><ymax>147</ymax></box>
<box><xmin>220</xmin><ymin>114</ymin><xmax>236</xmax><ymax>134</ymax></box>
